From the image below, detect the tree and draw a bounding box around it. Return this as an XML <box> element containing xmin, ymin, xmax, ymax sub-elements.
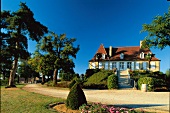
<box><xmin>166</xmin><ymin>68</ymin><xmax>170</xmax><ymax>78</ymax></box>
<box><xmin>141</xmin><ymin>7</ymin><xmax>170</xmax><ymax>50</ymax></box>
<box><xmin>28</xmin><ymin>52</ymin><xmax>53</xmax><ymax>84</ymax></box>
<box><xmin>0</xmin><ymin>11</ymin><xmax>13</xmax><ymax>80</ymax></box>
<box><xmin>145</xmin><ymin>53</ymin><xmax>153</xmax><ymax>71</ymax></box>
<box><xmin>38</xmin><ymin>32</ymin><xmax>79</xmax><ymax>86</ymax></box>
<box><xmin>18</xmin><ymin>59</ymin><xmax>39</xmax><ymax>83</ymax></box>
<box><xmin>1</xmin><ymin>2</ymin><xmax>48</xmax><ymax>87</ymax></box>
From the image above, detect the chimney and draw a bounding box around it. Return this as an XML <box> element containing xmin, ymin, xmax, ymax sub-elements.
<box><xmin>140</xmin><ymin>40</ymin><xmax>143</xmax><ymax>48</ymax></box>
<box><xmin>109</xmin><ymin>46</ymin><xmax>112</xmax><ymax>57</ymax></box>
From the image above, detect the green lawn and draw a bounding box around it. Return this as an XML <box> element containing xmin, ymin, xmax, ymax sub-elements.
<box><xmin>1</xmin><ymin>85</ymin><xmax>64</xmax><ymax>113</ymax></box>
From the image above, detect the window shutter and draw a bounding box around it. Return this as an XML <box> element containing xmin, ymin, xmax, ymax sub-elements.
<box><xmin>116</xmin><ymin>62</ymin><xmax>119</xmax><ymax>70</ymax></box>
<box><xmin>105</xmin><ymin>62</ymin><xmax>108</xmax><ymax>70</ymax></box>
<box><xmin>99</xmin><ymin>62</ymin><xmax>102</xmax><ymax>69</ymax></box>
<box><xmin>131</xmin><ymin>62</ymin><xmax>134</xmax><ymax>70</ymax></box>
<box><xmin>136</xmin><ymin>62</ymin><xmax>139</xmax><ymax>69</ymax></box>
<box><xmin>143</xmin><ymin>62</ymin><xmax>147</xmax><ymax>70</ymax></box>
<box><xmin>110</xmin><ymin>62</ymin><xmax>112</xmax><ymax>70</ymax></box>
<box><xmin>124</xmin><ymin>62</ymin><xmax>127</xmax><ymax>70</ymax></box>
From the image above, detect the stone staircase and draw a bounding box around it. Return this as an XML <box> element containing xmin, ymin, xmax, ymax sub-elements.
<box><xmin>118</xmin><ymin>75</ymin><xmax>132</xmax><ymax>89</ymax></box>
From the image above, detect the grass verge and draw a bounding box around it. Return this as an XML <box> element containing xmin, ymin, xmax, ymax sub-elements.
<box><xmin>1</xmin><ymin>86</ymin><xmax>64</xmax><ymax>113</ymax></box>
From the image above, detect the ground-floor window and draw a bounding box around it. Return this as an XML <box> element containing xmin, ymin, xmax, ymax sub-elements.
<box><xmin>112</xmin><ymin>62</ymin><xmax>117</xmax><ymax>69</ymax></box>
<box><xmin>91</xmin><ymin>62</ymin><xmax>95</xmax><ymax>69</ymax></box>
<box><xmin>151</xmin><ymin>62</ymin><xmax>156</xmax><ymax>69</ymax></box>
<box><xmin>120</xmin><ymin>62</ymin><xmax>124</xmax><ymax>70</ymax></box>
<box><xmin>105</xmin><ymin>62</ymin><xmax>108</xmax><ymax>70</ymax></box>
<box><xmin>127</xmin><ymin>62</ymin><xmax>131</xmax><ymax>69</ymax></box>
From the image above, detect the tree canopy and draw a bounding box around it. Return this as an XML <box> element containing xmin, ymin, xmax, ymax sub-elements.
<box><xmin>1</xmin><ymin>2</ymin><xmax>48</xmax><ymax>87</ymax></box>
<box><xmin>36</xmin><ymin>32</ymin><xmax>80</xmax><ymax>85</ymax></box>
<box><xmin>141</xmin><ymin>7</ymin><xmax>170</xmax><ymax>50</ymax></box>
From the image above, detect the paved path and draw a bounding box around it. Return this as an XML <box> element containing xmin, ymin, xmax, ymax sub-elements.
<box><xmin>23</xmin><ymin>84</ymin><xmax>170</xmax><ymax>113</ymax></box>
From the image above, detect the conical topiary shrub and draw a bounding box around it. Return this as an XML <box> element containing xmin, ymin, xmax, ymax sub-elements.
<box><xmin>66</xmin><ymin>83</ymin><xmax>87</xmax><ymax>110</ymax></box>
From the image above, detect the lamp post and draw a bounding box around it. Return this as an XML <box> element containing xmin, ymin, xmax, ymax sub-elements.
<box><xmin>96</xmin><ymin>53</ymin><xmax>102</xmax><ymax>69</ymax></box>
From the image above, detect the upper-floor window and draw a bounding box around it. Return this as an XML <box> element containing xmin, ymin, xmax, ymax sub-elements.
<box><xmin>140</xmin><ymin>52</ymin><xmax>144</xmax><ymax>59</ymax></box>
<box><xmin>102</xmin><ymin>54</ymin><xmax>105</xmax><ymax>59</ymax></box>
<box><xmin>120</xmin><ymin>53</ymin><xmax>124</xmax><ymax>59</ymax></box>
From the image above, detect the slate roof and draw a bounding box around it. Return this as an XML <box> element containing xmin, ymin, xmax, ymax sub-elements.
<box><xmin>89</xmin><ymin>44</ymin><xmax>160</xmax><ymax>62</ymax></box>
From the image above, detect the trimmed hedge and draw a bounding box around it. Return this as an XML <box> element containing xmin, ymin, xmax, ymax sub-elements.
<box><xmin>85</xmin><ymin>69</ymin><xmax>100</xmax><ymax>78</ymax></box>
<box><xmin>69</xmin><ymin>79</ymin><xmax>77</xmax><ymax>89</ymax></box>
<box><xmin>107</xmin><ymin>74</ymin><xmax>118</xmax><ymax>89</ymax></box>
<box><xmin>83</xmin><ymin>70</ymin><xmax>113</xmax><ymax>89</ymax></box>
<box><xmin>138</xmin><ymin>77</ymin><xmax>154</xmax><ymax>91</ymax></box>
<box><xmin>66</xmin><ymin>83</ymin><xmax>87</xmax><ymax>110</ymax></box>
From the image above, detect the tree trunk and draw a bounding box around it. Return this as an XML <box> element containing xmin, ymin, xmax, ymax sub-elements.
<box><xmin>3</xmin><ymin>71</ymin><xmax>6</xmax><ymax>80</ymax></box>
<box><xmin>53</xmin><ymin>69</ymin><xmax>58</xmax><ymax>86</ymax></box>
<box><xmin>9</xmin><ymin>58</ymin><xmax>18</xmax><ymax>87</ymax></box>
<box><xmin>41</xmin><ymin>74</ymin><xmax>45</xmax><ymax>84</ymax></box>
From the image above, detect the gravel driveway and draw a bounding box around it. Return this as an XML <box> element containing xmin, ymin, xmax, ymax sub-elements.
<box><xmin>23</xmin><ymin>84</ymin><xmax>169</xmax><ymax>113</ymax></box>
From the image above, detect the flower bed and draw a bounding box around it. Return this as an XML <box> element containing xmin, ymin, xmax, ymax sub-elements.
<box><xmin>79</xmin><ymin>102</ymin><xmax>145</xmax><ymax>113</ymax></box>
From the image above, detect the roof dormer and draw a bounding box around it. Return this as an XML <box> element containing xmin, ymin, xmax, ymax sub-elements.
<box><xmin>120</xmin><ymin>53</ymin><xmax>124</xmax><ymax>59</ymax></box>
<box><xmin>140</xmin><ymin>52</ymin><xmax>144</xmax><ymax>59</ymax></box>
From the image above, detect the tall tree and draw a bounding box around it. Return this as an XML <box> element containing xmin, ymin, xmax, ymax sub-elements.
<box><xmin>1</xmin><ymin>2</ymin><xmax>48</xmax><ymax>87</ymax></box>
<box><xmin>38</xmin><ymin>32</ymin><xmax>79</xmax><ymax>86</ymax></box>
<box><xmin>141</xmin><ymin>7</ymin><xmax>170</xmax><ymax>50</ymax></box>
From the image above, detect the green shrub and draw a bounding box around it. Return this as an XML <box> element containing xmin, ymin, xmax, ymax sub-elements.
<box><xmin>154</xmin><ymin>78</ymin><xmax>167</xmax><ymax>87</ymax></box>
<box><xmin>83</xmin><ymin>83</ymin><xmax>107</xmax><ymax>89</ymax></box>
<box><xmin>83</xmin><ymin>70</ymin><xmax>113</xmax><ymax>89</ymax></box>
<box><xmin>45</xmin><ymin>80</ymin><xmax>70</xmax><ymax>88</ymax></box>
<box><xmin>0</xmin><ymin>79</ymin><xmax>17</xmax><ymax>86</ymax></box>
<box><xmin>107</xmin><ymin>74</ymin><xmax>118</xmax><ymax>89</ymax></box>
<box><xmin>138</xmin><ymin>77</ymin><xmax>154</xmax><ymax>91</ymax></box>
<box><xmin>69</xmin><ymin>79</ymin><xmax>76</xmax><ymax>89</ymax></box>
<box><xmin>45</xmin><ymin>80</ymin><xmax>54</xmax><ymax>87</ymax></box>
<box><xmin>85</xmin><ymin>69</ymin><xmax>100</xmax><ymax>78</ymax></box>
<box><xmin>0</xmin><ymin>79</ymin><xmax>9</xmax><ymax>86</ymax></box>
<box><xmin>66</xmin><ymin>83</ymin><xmax>87</xmax><ymax>110</ymax></box>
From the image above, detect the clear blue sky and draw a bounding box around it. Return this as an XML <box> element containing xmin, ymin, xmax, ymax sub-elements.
<box><xmin>2</xmin><ymin>0</ymin><xmax>170</xmax><ymax>74</ymax></box>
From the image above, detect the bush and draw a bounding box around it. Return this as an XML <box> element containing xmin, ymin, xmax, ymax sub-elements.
<box><xmin>154</xmin><ymin>79</ymin><xmax>167</xmax><ymax>87</ymax></box>
<box><xmin>0</xmin><ymin>79</ymin><xmax>9</xmax><ymax>86</ymax></box>
<box><xmin>45</xmin><ymin>80</ymin><xmax>54</xmax><ymax>87</ymax></box>
<box><xmin>83</xmin><ymin>70</ymin><xmax>113</xmax><ymax>89</ymax></box>
<box><xmin>107</xmin><ymin>74</ymin><xmax>118</xmax><ymax>89</ymax></box>
<box><xmin>66</xmin><ymin>83</ymin><xmax>87</xmax><ymax>110</ymax></box>
<box><xmin>45</xmin><ymin>80</ymin><xmax>70</xmax><ymax>88</ymax></box>
<box><xmin>69</xmin><ymin>79</ymin><xmax>77</xmax><ymax>89</ymax></box>
<box><xmin>138</xmin><ymin>77</ymin><xmax>154</xmax><ymax>91</ymax></box>
<box><xmin>83</xmin><ymin>83</ymin><xmax>107</xmax><ymax>89</ymax></box>
<box><xmin>0</xmin><ymin>79</ymin><xmax>18</xmax><ymax>86</ymax></box>
<box><xmin>85</xmin><ymin>69</ymin><xmax>100</xmax><ymax>78</ymax></box>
